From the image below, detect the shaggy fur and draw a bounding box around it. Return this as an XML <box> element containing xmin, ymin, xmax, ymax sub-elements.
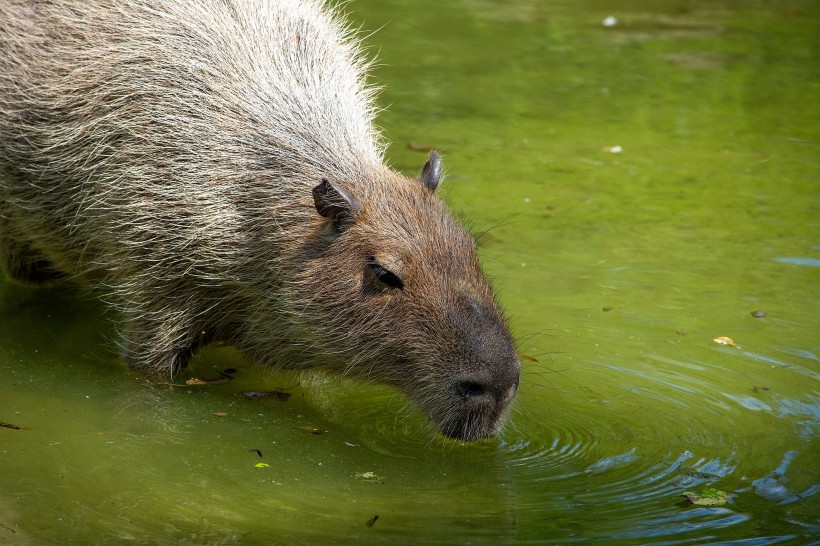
<box><xmin>0</xmin><ymin>0</ymin><xmax>520</xmax><ymax>441</ymax></box>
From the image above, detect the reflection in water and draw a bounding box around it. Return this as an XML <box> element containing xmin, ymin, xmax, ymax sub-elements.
<box><xmin>775</xmin><ymin>257</ymin><xmax>820</xmax><ymax>268</ymax></box>
<box><xmin>751</xmin><ymin>451</ymin><xmax>820</xmax><ymax>506</ymax></box>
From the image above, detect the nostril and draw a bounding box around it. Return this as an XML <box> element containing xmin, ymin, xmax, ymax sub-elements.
<box><xmin>456</xmin><ymin>380</ymin><xmax>486</xmax><ymax>399</ymax></box>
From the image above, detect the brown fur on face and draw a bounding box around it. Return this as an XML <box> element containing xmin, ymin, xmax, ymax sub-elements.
<box><xmin>280</xmin><ymin>170</ymin><xmax>521</xmax><ymax>440</ymax></box>
<box><xmin>0</xmin><ymin>0</ymin><xmax>520</xmax><ymax>441</ymax></box>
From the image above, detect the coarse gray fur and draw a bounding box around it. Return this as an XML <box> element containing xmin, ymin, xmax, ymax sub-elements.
<box><xmin>0</xmin><ymin>0</ymin><xmax>520</xmax><ymax>441</ymax></box>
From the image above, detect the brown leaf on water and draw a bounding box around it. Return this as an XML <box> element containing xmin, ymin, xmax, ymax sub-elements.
<box><xmin>299</xmin><ymin>425</ymin><xmax>325</xmax><ymax>435</ymax></box>
<box><xmin>519</xmin><ymin>353</ymin><xmax>539</xmax><ymax>362</ymax></box>
<box><xmin>212</xmin><ymin>412</ymin><xmax>228</xmax><ymax>417</ymax></box>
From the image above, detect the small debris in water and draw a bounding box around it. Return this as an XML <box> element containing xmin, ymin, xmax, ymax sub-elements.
<box><xmin>602</xmin><ymin>145</ymin><xmax>622</xmax><ymax>153</ymax></box>
<box><xmin>751</xmin><ymin>310</ymin><xmax>767</xmax><ymax>318</ymax></box>
<box><xmin>254</xmin><ymin>462</ymin><xmax>270</xmax><ymax>469</ymax></box>
<box><xmin>299</xmin><ymin>425</ymin><xmax>325</xmax><ymax>435</ymax></box>
<box><xmin>676</xmin><ymin>330</ymin><xmax>688</xmax><ymax>336</ymax></box>
<box><xmin>602</xmin><ymin>16</ymin><xmax>618</xmax><ymax>27</ymax></box>
<box><xmin>185</xmin><ymin>376</ymin><xmax>232</xmax><ymax>386</ymax></box>
<box><xmin>713</xmin><ymin>336</ymin><xmax>736</xmax><ymax>347</ymax></box>
<box><xmin>520</xmin><ymin>353</ymin><xmax>539</xmax><ymax>362</ymax></box>
<box><xmin>356</xmin><ymin>471</ymin><xmax>381</xmax><ymax>481</ymax></box>
<box><xmin>212</xmin><ymin>412</ymin><xmax>228</xmax><ymax>417</ymax></box>
<box><xmin>752</xmin><ymin>385</ymin><xmax>770</xmax><ymax>393</ymax></box>
<box><xmin>0</xmin><ymin>421</ymin><xmax>28</xmax><ymax>430</ymax></box>
<box><xmin>250</xmin><ymin>449</ymin><xmax>263</xmax><ymax>458</ymax></box>
<box><xmin>682</xmin><ymin>487</ymin><xmax>730</xmax><ymax>506</ymax></box>
<box><xmin>602</xmin><ymin>305</ymin><xmax>614</xmax><ymax>312</ymax></box>
<box><xmin>682</xmin><ymin>468</ymin><xmax>720</xmax><ymax>481</ymax></box>
<box><xmin>407</xmin><ymin>141</ymin><xmax>438</xmax><ymax>153</ymax></box>
<box><xmin>239</xmin><ymin>390</ymin><xmax>291</xmax><ymax>401</ymax></box>
<box><xmin>366</xmin><ymin>515</ymin><xmax>380</xmax><ymax>528</ymax></box>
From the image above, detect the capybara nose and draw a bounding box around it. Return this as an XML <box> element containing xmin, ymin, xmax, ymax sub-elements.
<box><xmin>455</xmin><ymin>367</ymin><xmax>519</xmax><ymax>403</ymax></box>
<box><xmin>456</xmin><ymin>380</ymin><xmax>487</xmax><ymax>399</ymax></box>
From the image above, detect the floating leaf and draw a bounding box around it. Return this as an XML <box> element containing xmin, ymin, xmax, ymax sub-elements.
<box><xmin>212</xmin><ymin>412</ymin><xmax>228</xmax><ymax>417</ymax></box>
<box><xmin>682</xmin><ymin>487</ymin><xmax>730</xmax><ymax>506</ymax></box>
<box><xmin>254</xmin><ymin>462</ymin><xmax>270</xmax><ymax>469</ymax></box>
<box><xmin>713</xmin><ymin>336</ymin><xmax>736</xmax><ymax>347</ymax></box>
<box><xmin>365</xmin><ymin>515</ymin><xmax>379</xmax><ymax>528</ymax></box>
<box><xmin>299</xmin><ymin>425</ymin><xmax>325</xmax><ymax>435</ymax></box>
<box><xmin>519</xmin><ymin>353</ymin><xmax>539</xmax><ymax>362</ymax></box>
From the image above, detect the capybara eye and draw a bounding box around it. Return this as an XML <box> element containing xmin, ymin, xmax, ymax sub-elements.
<box><xmin>367</xmin><ymin>258</ymin><xmax>404</xmax><ymax>290</ymax></box>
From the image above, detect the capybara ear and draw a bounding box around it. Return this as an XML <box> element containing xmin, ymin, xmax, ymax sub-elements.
<box><xmin>419</xmin><ymin>151</ymin><xmax>441</xmax><ymax>192</ymax></box>
<box><xmin>312</xmin><ymin>178</ymin><xmax>362</xmax><ymax>229</ymax></box>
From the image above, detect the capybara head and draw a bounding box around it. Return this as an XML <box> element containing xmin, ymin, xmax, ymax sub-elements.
<box><xmin>291</xmin><ymin>152</ymin><xmax>520</xmax><ymax>441</ymax></box>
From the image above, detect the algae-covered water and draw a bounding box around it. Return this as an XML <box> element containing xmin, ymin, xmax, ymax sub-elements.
<box><xmin>1</xmin><ymin>0</ymin><xmax>818</xmax><ymax>544</ymax></box>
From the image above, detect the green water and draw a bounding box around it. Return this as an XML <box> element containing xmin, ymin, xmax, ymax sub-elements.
<box><xmin>1</xmin><ymin>0</ymin><xmax>818</xmax><ymax>544</ymax></box>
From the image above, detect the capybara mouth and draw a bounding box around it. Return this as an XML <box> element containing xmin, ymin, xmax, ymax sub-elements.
<box><xmin>431</xmin><ymin>386</ymin><xmax>517</xmax><ymax>442</ymax></box>
<box><xmin>441</xmin><ymin>420</ymin><xmax>491</xmax><ymax>442</ymax></box>
<box><xmin>436</xmin><ymin>410</ymin><xmax>503</xmax><ymax>442</ymax></box>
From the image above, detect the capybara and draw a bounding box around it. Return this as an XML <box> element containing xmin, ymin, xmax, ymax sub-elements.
<box><xmin>0</xmin><ymin>0</ymin><xmax>520</xmax><ymax>440</ymax></box>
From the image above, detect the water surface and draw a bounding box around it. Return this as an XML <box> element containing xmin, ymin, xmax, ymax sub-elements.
<box><xmin>1</xmin><ymin>0</ymin><xmax>818</xmax><ymax>543</ymax></box>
